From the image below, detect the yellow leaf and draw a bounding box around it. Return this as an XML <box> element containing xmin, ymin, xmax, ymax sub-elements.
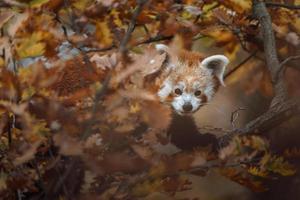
<box><xmin>268</xmin><ymin>156</ymin><xmax>296</xmax><ymax>176</ymax></box>
<box><xmin>132</xmin><ymin>179</ymin><xmax>162</xmax><ymax>197</ymax></box>
<box><xmin>95</xmin><ymin>21</ymin><xmax>113</xmax><ymax>47</ymax></box>
<box><xmin>29</xmin><ymin>0</ymin><xmax>50</xmax><ymax>8</ymax></box>
<box><xmin>16</xmin><ymin>32</ymin><xmax>45</xmax><ymax>58</ymax></box>
<box><xmin>248</xmin><ymin>167</ymin><xmax>268</xmax><ymax>177</ymax></box>
<box><xmin>226</xmin><ymin>0</ymin><xmax>252</xmax><ymax>12</ymax></box>
<box><xmin>203</xmin><ymin>2</ymin><xmax>219</xmax><ymax>13</ymax></box>
<box><xmin>0</xmin><ymin>57</ymin><xmax>4</xmax><ymax>68</ymax></box>
<box><xmin>111</xmin><ymin>9</ymin><xmax>123</xmax><ymax>27</ymax></box>
<box><xmin>21</xmin><ymin>86</ymin><xmax>36</xmax><ymax>101</ymax></box>
<box><xmin>293</xmin><ymin>17</ymin><xmax>300</xmax><ymax>34</ymax></box>
<box><xmin>73</xmin><ymin>0</ymin><xmax>92</xmax><ymax>11</ymax></box>
<box><xmin>130</xmin><ymin>102</ymin><xmax>141</xmax><ymax>113</ymax></box>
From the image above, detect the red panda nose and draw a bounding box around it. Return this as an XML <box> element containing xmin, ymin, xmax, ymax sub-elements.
<box><xmin>183</xmin><ymin>103</ymin><xmax>193</xmax><ymax>112</ymax></box>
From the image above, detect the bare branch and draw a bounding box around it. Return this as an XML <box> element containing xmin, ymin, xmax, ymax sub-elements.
<box><xmin>237</xmin><ymin>1</ymin><xmax>299</xmax><ymax>131</ymax></box>
<box><xmin>119</xmin><ymin>0</ymin><xmax>148</xmax><ymax>54</ymax></box>
<box><xmin>253</xmin><ymin>0</ymin><xmax>289</xmax><ymax>104</ymax></box>
<box><xmin>237</xmin><ymin>99</ymin><xmax>299</xmax><ymax>135</ymax></box>
<box><xmin>213</xmin><ymin>1</ymin><xmax>300</xmax><ymax>142</ymax></box>
<box><xmin>230</xmin><ymin>107</ymin><xmax>246</xmax><ymax>129</ymax></box>
<box><xmin>214</xmin><ymin>99</ymin><xmax>299</xmax><ymax>144</ymax></box>
<box><xmin>225</xmin><ymin>50</ymin><xmax>258</xmax><ymax>80</ymax></box>
<box><xmin>135</xmin><ymin>35</ymin><xmax>174</xmax><ymax>46</ymax></box>
<box><xmin>276</xmin><ymin>55</ymin><xmax>300</xmax><ymax>82</ymax></box>
<box><xmin>253</xmin><ymin>1</ymin><xmax>280</xmax><ymax>82</ymax></box>
<box><xmin>279</xmin><ymin>55</ymin><xmax>300</xmax><ymax>68</ymax></box>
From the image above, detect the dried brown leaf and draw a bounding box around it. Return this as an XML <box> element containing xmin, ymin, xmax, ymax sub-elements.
<box><xmin>13</xmin><ymin>140</ymin><xmax>42</xmax><ymax>166</ymax></box>
<box><xmin>53</xmin><ymin>134</ymin><xmax>83</xmax><ymax>156</ymax></box>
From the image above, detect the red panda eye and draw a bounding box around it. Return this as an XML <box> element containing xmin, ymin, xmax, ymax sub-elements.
<box><xmin>194</xmin><ymin>90</ymin><xmax>201</xmax><ymax>96</ymax></box>
<box><xmin>174</xmin><ymin>88</ymin><xmax>182</xmax><ymax>95</ymax></box>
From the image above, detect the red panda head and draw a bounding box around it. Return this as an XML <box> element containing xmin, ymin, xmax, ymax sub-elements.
<box><xmin>156</xmin><ymin>44</ymin><xmax>229</xmax><ymax>115</ymax></box>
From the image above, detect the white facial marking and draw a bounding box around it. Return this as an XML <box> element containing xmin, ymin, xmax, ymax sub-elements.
<box><xmin>158</xmin><ymin>79</ymin><xmax>172</xmax><ymax>101</ymax></box>
<box><xmin>171</xmin><ymin>92</ymin><xmax>202</xmax><ymax>115</ymax></box>
<box><xmin>155</xmin><ymin>48</ymin><xmax>229</xmax><ymax>115</ymax></box>
<box><xmin>204</xmin><ymin>82</ymin><xmax>215</xmax><ymax>101</ymax></box>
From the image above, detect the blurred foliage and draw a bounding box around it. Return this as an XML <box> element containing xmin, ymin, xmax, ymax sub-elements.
<box><xmin>0</xmin><ymin>0</ymin><xmax>299</xmax><ymax>199</ymax></box>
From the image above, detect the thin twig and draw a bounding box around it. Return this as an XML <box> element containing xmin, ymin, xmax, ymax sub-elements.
<box><xmin>279</xmin><ymin>55</ymin><xmax>300</xmax><ymax>68</ymax></box>
<box><xmin>135</xmin><ymin>35</ymin><xmax>174</xmax><ymax>46</ymax></box>
<box><xmin>225</xmin><ymin>50</ymin><xmax>258</xmax><ymax>80</ymax></box>
<box><xmin>82</xmin><ymin>45</ymin><xmax>116</xmax><ymax>53</ymax></box>
<box><xmin>230</xmin><ymin>107</ymin><xmax>246</xmax><ymax>129</ymax></box>
<box><xmin>119</xmin><ymin>0</ymin><xmax>148</xmax><ymax>54</ymax></box>
<box><xmin>214</xmin><ymin>1</ymin><xmax>300</xmax><ymax>142</ymax></box>
<box><xmin>275</xmin><ymin>55</ymin><xmax>300</xmax><ymax>82</ymax></box>
<box><xmin>32</xmin><ymin>160</ymin><xmax>46</xmax><ymax>197</ymax></box>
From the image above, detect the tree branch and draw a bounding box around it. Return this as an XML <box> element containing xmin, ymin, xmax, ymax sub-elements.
<box><xmin>253</xmin><ymin>0</ymin><xmax>289</xmax><ymax>105</ymax></box>
<box><xmin>235</xmin><ymin>99</ymin><xmax>299</xmax><ymax>135</ymax></box>
<box><xmin>213</xmin><ymin>1</ymin><xmax>300</xmax><ymax>142</ymax></box>
<box><xmin>224</xmin><ymin>50</ymin><xmax>258</xmax><ymax>80</ymax></box>
<box><xmin>275</xmin><ymin>55</ymin><xmax>300</xmax><ymax>82</ymax></box>
<box><xmin>119</xmin><ymin>0</ymin><xmax>148</xmax><ymax>54</ymax></box>
<box><xmin>135</xmin><ymin>35</ymin><xmax>174</xmax><ymax>46</ymax></box>
<box><xmin>279</xmin><ymin>55</ymin><xmax>300</xmax><ymax>68</ymax></box>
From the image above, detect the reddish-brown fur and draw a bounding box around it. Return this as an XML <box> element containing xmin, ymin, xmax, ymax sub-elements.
<box><xmin>166</xmin><ymin>50</ymin><xmax>220</xmax><ymax>102</ymax></box>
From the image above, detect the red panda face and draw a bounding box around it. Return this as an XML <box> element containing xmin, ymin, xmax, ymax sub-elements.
<box><xmin>156</xmin><ymin>44</ymin><xmax>229</xmax><ymax>115</ymax></box>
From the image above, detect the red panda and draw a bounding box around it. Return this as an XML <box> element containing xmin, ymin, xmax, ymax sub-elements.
<box><xmin>155</xmin><ymin>44</ymin><xmax>229</xmax><ymax>115</ymax></box>
<box><xmin>49</xmin><ymin>45</ymin><xmax>229</xmax><ymax>116</ymax></box>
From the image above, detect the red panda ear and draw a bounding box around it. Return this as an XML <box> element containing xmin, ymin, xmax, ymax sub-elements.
<box><xmin>201</xmin><ymin>55</ymin><xmax>229</xmax><ymax>86</ymax></box>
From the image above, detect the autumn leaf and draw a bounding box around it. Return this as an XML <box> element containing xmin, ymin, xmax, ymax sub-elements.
<box><xmin>0</xmin><ymin>10</ymin><xmax>15</xmax><ymax>29</ymax></box>
<box><xmin>98</xmin><ymin>0</ymin><xmax>114</xmax><ymax>7</ymax></box>
<box><xmin>267</xmin><ymin>156</ymin><xmax>296</xmax><ymax>176</ymax></box>
<box><xmin>0</xmin><ymin>0</ymin><xmax>299</xmax><ymax>197</ymax></box>
<box><xmin>72</xmin><ymin>0</ymin><xmax>92</xmax><ymax>11</ymax></box>
<box><xmin>29</xmin><ymin>0</ymin><xmax>50</xmax><ymax>8</ymax></box>
<box><xmin>223</xmin><ymin>0</ymin><xmax>252</xmax><ymax>13</ymax></box>
<box><xmin>142</xmin><ymin>101</ymin><xmax>171</xmax><ymax>130</ymax></box>
<box><xmin>53</xmin><ymin>133</ymin><xmax>83</xmax><ymax>156</ymax></box>
<box><xmin>90</xmin><ymin>53</ymin><xmax>117</xmax><ymax>70</ymax></box>
<box><xmin>81</xmin><ymin>170</ymin><xmax>97</xmax><ymax>193</ymax></box>
<box><xmin>113</xmin><ymin>47</ymin><xmax>167</xmax><ymax>84</ymax></box>
<box><xmin>13</xmin><ymin>140</ymin><xmax>42</xmax><ymax>166</ymax></box>
<box><xmin>3</xmin><ymin>11</ymin><xmax>29</xmax><ymax>38</ymax></box>
<box><xmin>16</xmin><ymin>32</ymin><xmax>46</xmax><ymax>58</ymax></box>
<box><xmin>0</xmin><ymin>171</ymin><xmax>7</xmax><ymax>191</ymax></box>
<box><xmin>248</xmin><ymin>166</ymin><xmax>268</xmax><ymax>178</ymax></box>
<box><xmin>95</xmin><ymin>21</ymin><xmax>113</xmax><ymax>47</ymax></box>
<box><xmin>0</xmin><ymin>57</ymin><xmax>4</xmax><ymax>68</ymax></box>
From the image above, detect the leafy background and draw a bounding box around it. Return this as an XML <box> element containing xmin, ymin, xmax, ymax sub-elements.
<box><xmin>0</xmin><ymin>0</ymin><xmax>300</xmax><ymax>199</ymax></box>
